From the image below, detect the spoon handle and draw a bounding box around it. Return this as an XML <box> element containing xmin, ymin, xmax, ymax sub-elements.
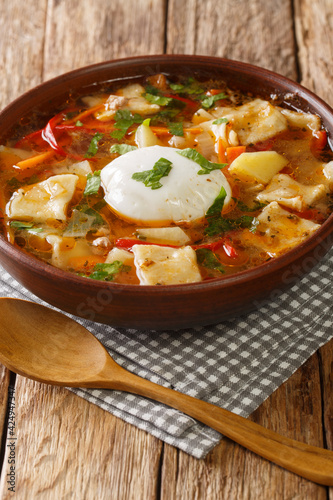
<box><xmin>99</xmin><ymin>363</ymin><xmax>333</xmax><ymax>485</ymax></box>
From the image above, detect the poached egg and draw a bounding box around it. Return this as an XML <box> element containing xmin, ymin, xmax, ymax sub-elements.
<box><xmin>101</xmin><ymin>145</ymin><xmax>231</xmax><ymax>224</ymax></box>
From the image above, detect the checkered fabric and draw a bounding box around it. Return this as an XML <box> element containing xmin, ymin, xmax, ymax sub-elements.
<box><xmin>0</xmin><ymin>248</ymin><xmax>332</xmax><ymax>459</ymax></box>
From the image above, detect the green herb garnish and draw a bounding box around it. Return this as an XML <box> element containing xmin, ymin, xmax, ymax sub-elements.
<box><xmin>200</xmin><ymin>93</ymin><xmax>227</xmax><ymax>109</ymax></box>
<box><xmin>234</xmin><ymin>199</ymin><xmax>267</xmax><ymax>212</ymax></box>
<box><xmin>88</xmin><ymin>261</ymin><xmax>131</xmax><ymax>281</ymax></box>
<box><xmin>132</xmin><ymin>157</ymin><xmax>172</xmax><ymax>190</ymax></box>
<box><xmin>168</xmin><ymin>122</ymin><xmax>184</xmax><ymax>136</ymax></box>
<box><xmin>83</xmin><ymin>170</ymin><xmax>101</xmax><ymax>196</ymax></box>
<box><xmin>177</xmin><ymin>148</ymin><xmax>227</xmax><ymax>175</ymax></box>
<box><xmin>196</xmin><ymin>248</ymin><xmax>225</xmax><ymax>274</ymax></box>
<box><xmin>85</xmin><ymin>133</ymin><xmax>104</xmax><ymax>158</ymax></box>
<box><xmin>144</xmin><ymin>93</ymin><xmax>173</xmax><ymax>106</ymax></box>
<box><xmin>110</xmin><ymin>144</ymin><xmax>138</xmax><ymax>155</ymax></box>
<box><xmin>75</xmin><ymin>120</ymin><xmax>83</xmax><ymax>127</ymax></box>
<box><xmin>212</xmin><ymin>117</ymin><xmax>229</xmax><ymax>125</ymax></box>
<box><xmin>10</xmin><ymin>221</ymin><xmax>43</xmax><ymax>233</ymax></box>
<box><xmin>110</xmin><ymin>110</ymin><xmax>144</xmax><ymax>140</ymax></box>
<box><xmin>205</xmin><ymin>214</ymin><xmax>259</xmax><ymax>236</ymax></box>
<box><xmin>169</xmin><ymin>77</ymin><xmax>204</xmax><ymax>95</ymax></box>
<box><xmin>206</xmin><ymin>187</ymin><xmax>227</xmax><ymax>216</ymax></box>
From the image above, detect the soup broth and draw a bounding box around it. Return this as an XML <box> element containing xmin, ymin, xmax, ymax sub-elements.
<box><xmin>0</xmin><ymin>74</ymin><xmax>332</xmax><ymax>286</ymax></box>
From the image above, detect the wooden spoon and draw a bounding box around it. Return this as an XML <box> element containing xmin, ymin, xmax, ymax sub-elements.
<box><xmin>0</xmin><ymin>297</ymin><xmax>332</xmax><ymax>485</ymax></box>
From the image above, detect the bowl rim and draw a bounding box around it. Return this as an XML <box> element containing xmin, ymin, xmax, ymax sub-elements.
<box><xmin>0</xmin><ymin>53</ymin><xmax>332</xmax><ymax>296</ymax></box>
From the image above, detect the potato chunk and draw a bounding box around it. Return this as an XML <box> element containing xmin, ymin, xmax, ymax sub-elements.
<box><xmin>132</xmin><ymin>245</ymin><xmax>202</xmax><ymax>285</ymax></box>
<box><xmin>105</xmin><ymin>247</ymin><xmax>134</xmax><ymax>265</ymax></box>
<box><xmin>256</xmin><ymin>174</ymin><xmax>326</xmax><ymax>211</ymax></box>
<box><xmin>6</xmin><ymin>174</ymin><xmax>78</xmax><ymax>222</ymax></box>
<box><xmin>257</xmin><ymin>201</ymin><xmax>320</xmax><ymax>255</ymax></box>
<box><xmin>229</xmin><ymin>151</ymin><xmax>288</xmax><ymax>184</ymax></box>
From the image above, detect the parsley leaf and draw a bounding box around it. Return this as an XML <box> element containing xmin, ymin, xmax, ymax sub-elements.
<box><xmin>75</xmin><ymin>120</ymin><xmax>83</xmax><ymax>127</ymax></box>
<box><xmin>205</xmin><ymin>214</ymin><xmax>258</xmax><ymax>236</ymax></box>
<box><xmin>196</xmin><ymin>248</ymin><xmax>225</xmax><ymax>274</ymax></box>
<box><xmin>83</xmin><ymin>170</ymin><xmax>101</xmax><ymax>196</ymax></box>
<box><xmin>145</xmin><ymin>93</ymin><xmax>173</xmax><ymax>106</ymax></box>
<box><xmin>212</xmin><ymin>117</ymin><xmax>229</xmax><ymax>125</ymax></box>
<box><xmin>234</xmin><ymin>199</ymin><xmax>267</xmax><ymax>212</ymax></box>
<box><xmin>177</xmin><ymin>148</ymin><xmax>227</xmax><ymax>175</ymax></box>
<box><xmin>10</xmin><ymin>220</ymin><xmax>43</xmax><ymax>233</ymax></box>
<box><xmin>110</xmin><ymin>110</ymin><xmax>144</xmax><ymax>140</ymax></box>
<box><xmin>85</xmin><ymin>132</ymin><xmax>104</xmax><ymax>158</ymax></box>
<box><xmin>206</xmin><ymin>186</ymin><xmax>227</xmax><ymax>216</ymax></box>
<box><xmin>132</xmin><ymin>157</ymin><xmax>172</xmax><ymax>190</ymax></box>
<box><xmin>169</xmin><ymin>78</ymin><xmax>204</xmax><ymax>95</ymax></box>
<box><xmin>89</xmin><ymin>261</ymin><xmax>131</xmax><ymax>281</ymax></box>
<box><xmin>168</xmin><ymin>122</ymin><xmax>184</xmax><ymax>136</ymax></box>
<box><xmin>110</xmin><ymin>144</ymin><xmax>138</xmax><ymax>155</ymax></box>
<box><xmin>200</xmin><ymin>93</ymin><xmax>228</xmax><ymax>109</ymax></box>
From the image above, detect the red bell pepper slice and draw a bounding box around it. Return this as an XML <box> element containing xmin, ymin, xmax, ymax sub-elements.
<box><xmin>311</xmin><ymin>130</ymin><xmax>327</xmax><ymax>151</ymax></box>
<box><xmin>164</xmin><ymin>93</ymin><xmax>197</xmax><ymax>108</ymax></box>
<box><xmin>223</xmin><ymin>241</ymin><xmax>239</xmax><ymax>259</ymax></box>
<box><xmin>115</xmin><ymin>238</ymin><xmax>179</xmax><ymax>251</ymax></box>
<box><xmin>192</xmin><ymin>239</ymin><xmax>225</xmax><ymax>252</ymax></box>
<box><xmin>41</xmin><ymin>114</ymin><xmax>68</xmax><ymax>156</ymax></box>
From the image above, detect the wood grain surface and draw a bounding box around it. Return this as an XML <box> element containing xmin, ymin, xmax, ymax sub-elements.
<box><xmin>0</xmin><ymin>0</ymin><xmax>332</xmax><ymax>498</ymax></box>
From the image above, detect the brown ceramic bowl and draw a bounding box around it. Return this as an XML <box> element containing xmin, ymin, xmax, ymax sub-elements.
<box><xmin>0</xmin><ymin>55</ymin><xmax>332</xmax><ymax>330</ymax></box>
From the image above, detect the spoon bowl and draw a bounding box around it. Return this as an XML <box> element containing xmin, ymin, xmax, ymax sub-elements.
<box><xmin>0</xmin><ymin>297</ymin><xmax>332</xmax><ymax>486</ymax></box>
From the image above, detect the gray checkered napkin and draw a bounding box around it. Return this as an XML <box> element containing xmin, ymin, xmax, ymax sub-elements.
<box><xmin>0</xmin><ymin>248</ymin><xmax>332</xmax><ymax>459</ymax></box>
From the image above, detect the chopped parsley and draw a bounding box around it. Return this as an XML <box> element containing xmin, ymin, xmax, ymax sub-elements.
<box><xmin>196</xmin><ymin>248</ymin><xmax>225</xmax><ymax>274</ymax></box>
<box><xmin>132</xmin><ymin>157</ymin><xmax>173</xmax><ymax>190</ymax></box>
<box><xmin>205</xmin><ymin>214</ymin><xmax>259</xmax><ymax>236</ymax></box>
<box><xmin>85</xmin><ymin>132</ymin><xmax>104</xmax><ymax>158</ymax></box>
<box><xmin>83</xmin><ymin>170</ymin><xmax>101</xmax><ymax>196</ymax></box>
<box><xmin>75</xmin><ymin>120</ymin><xmax>83</xmax><ymax>127</ymax></box>
<box><xmin>110</xmin><ymin>144</ymin><xmax>138</xmax><ymax>155</ymax></box>
<box><xmin>145</xmin><ymin>93</ymin><xmax>173</xmax><ymax>106</ymax></box>
<box><xmin>10</xmin><ymin>221</ymin><xmax>43</xmax><ymax>233</ymax></box>
<box><xmin>212</xmin><ymin>117</ymin><xmax>229</xmax><ymax>125</ymax></box>
<box><xmin>169</xmin><ymin>77</ymin><xmax>204</xmax><ymax>95</ymax></box>
<box><xmin>234</xmin><ymin>199</ymin><xmax>267</xmax><ymax>212</ymax></box>
<box><xmin>200</xmin><ymin>92</ymin><xmax>228</xmax><ymax>109</ymax></box>
<box><xmin>88</xmin><ymin>261</ymin><xmax>131</xmax><ymax>281</ymax></box>
<box><xmin>110</xmin><ymin>110</ymin><xmax>144</xmax><ymax>140</ymax></box>
<box><xmin>177</xmin><ymin>148</ymin><xmax>227</xmax><ymax>174</ymax></box>
<box><xmin>206</xmin><ymin>186</ymin><xmax>227</xmax><ymax>217</ymax></box>
<box><xmin>168</xmin><ymin>122</ymin><xmax>184</xmax><ymax>136</ymax></box>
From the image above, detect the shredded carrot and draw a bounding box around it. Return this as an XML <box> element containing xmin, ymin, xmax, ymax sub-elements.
<box><xmin>67</xmin><ymin>255</ymin><xmax>105</xmax><ymax>271</ymax></box>
<box><xmin>66</xmin><ymin>103</ymin><xmax>106</xmax><ymax>124</ymax></box>
<box><xmin>217</xmin><ymin>138</ymin><xmax>226</xmax><ymax>163</ymax></box>
<box><xmin>150</xmin><ymin>126</ymin><xmax>203</xmax><ymax>136</ymax></box>
<box><xmin>226</xmin><ymin>146</ymin><xmax>246</xmax><ymax>164</ymax></box>
<box><xmin>15</xmin><ymin>151</ymin><xmax>54</xmax><ymax>170</ymax></box>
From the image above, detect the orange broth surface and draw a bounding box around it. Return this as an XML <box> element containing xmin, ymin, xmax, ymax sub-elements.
<box><xmin>0</xmin><ymin>74</ymin><xmax>332</xmax><ymax>285</ymax></box>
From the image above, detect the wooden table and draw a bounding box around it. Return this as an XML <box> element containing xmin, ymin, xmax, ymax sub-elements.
<box><xmin>0</xmin><ymin>1</ymin><xmax>332</xmax><ymax>498</ymax></box>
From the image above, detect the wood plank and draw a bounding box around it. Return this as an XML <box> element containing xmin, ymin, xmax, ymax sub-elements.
<box><xmin>161</xmin><ymin>353</ymin><xmax>327</xmax><ymax>499</ymax></box>
<box><xmin>0</xmin><ymin>0</ymin><xmax>166</xmax><ymax>498</ymax></box>
<box><xmin>43</xmin><ymin>0</ymin><xmax>166</xmax><ymax>80</ymax></box>
<box><xmin>294</xmin><ymin>0</ymin><xmax>333</xmax><ymax>105</ymax></box>
<box><xmin>166</xmin><ymin>0</ymin><xmax>297</xmax><ymax>79</ymax></box>
<box><xmin>0</xmin><ymin>379</ymin><xmax>162</xmax><ymax>499</ymax></box>
<box><xmin>162</xmin><ymin>1</ymin><xmax>330</xmax><ymax>498</ymax></box>
<box><xmin>0</xmin><ymin>366</ymin><xmax>10</xmax><ymax>459</ymax></box>
<box><xmin>318</xmin><ymin>341</ymin><xmax>333</xmax><ymax>500</ymax></box>
<box><xmin>0</xmin><ymin>0</ymin><xmax>47</xmax><ymax>108</ymax></box>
